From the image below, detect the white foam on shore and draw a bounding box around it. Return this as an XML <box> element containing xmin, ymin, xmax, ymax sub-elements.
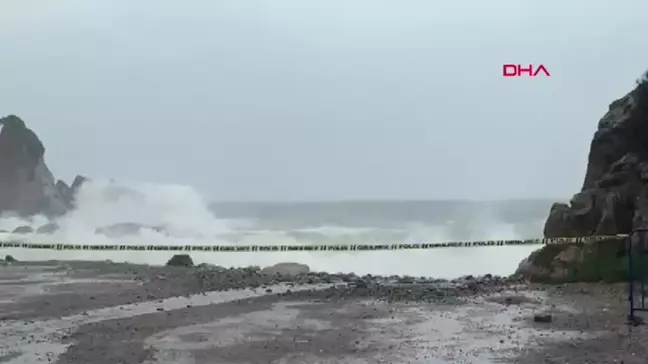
<box><xmin>0</xmin><ymin>245</ymin><xmax>537</xmax><ymax>278</ymax></box>
<box><xmin>0</xmin><ymin>179</ymin><xmax>541</xmax><ymax>278</ymax></box>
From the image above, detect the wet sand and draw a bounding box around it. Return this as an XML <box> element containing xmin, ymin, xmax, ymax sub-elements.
<box><xmin>0</xmin><ymin>260</ymin><xmax>647</xmax><ymax>363</ymax></box>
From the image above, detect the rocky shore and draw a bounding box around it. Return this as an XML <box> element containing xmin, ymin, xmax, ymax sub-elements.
<box><xmin>0</xmin><ymin>256</ymin><xmax>523</xmax><ymax>321</ymax></box>
<box><xmin>1</xmin><ymin>258</ymin><xmax>647</xmax><ymax>363</ymax></box>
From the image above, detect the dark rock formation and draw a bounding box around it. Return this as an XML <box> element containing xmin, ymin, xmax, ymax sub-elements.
<box><xmin>517</xmin><ymin>73</ymin><xmax>648</xmax><ymax>282</ymax></box>
<box><xmin>56</xmin><ymin>180</ymin><xmax>72</xmax><ymax>205</ymax></box>
<box><xmin>70</xmin><ymin>175</ymin><xmax>88</xmax><ymax>196</ymax></box>
<box><xmin>0</xmin><ymin>115</ymin><xmax>65</xmax><ymax>216</ymax></box>
<box><xmin>0</xmin><ymin>115</ymin><xmax>88</xmax><ymax>217</ymax></box>
<box><xmin>544</xmin><ymin>73</ymin><xmax>648</xmax><ymax>238</ymax></box>
<box><xmin>56</xmin><ymin>175</ymin><xmax>89</xmax><ymax>209</ymax></box>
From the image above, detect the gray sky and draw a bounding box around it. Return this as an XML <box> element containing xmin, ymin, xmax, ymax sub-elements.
<box><xmin>1</xmin><ymin>0</ymin><xmax>647</xmax><ymax>201</ymax></box>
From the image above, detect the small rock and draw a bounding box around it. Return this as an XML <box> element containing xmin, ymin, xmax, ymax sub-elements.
<box><xmin>398</xmin><ymin>276</ymin><xmax>415</xmax><ymax>284</ymax></box>
<box><xmin>533</xmin><ymin>313</ymin><xmax>552</xmax><ymax>323</ymax></box>
<box><xmin>197</xmin><ymin>263</ymin><xmax>225</xmax><ymax>270</ymax></box>
<box><xmin>165</xmin><ymin>254</ymin><xmax>194</xmax><ymax>267</ymax></box>
<box><xmin>628</xmin><ymin>315</ymin><xmax>645</xmax><ymax>326</ymax></box>
<box><xmin>352</xmin><ymin>278</ymin><xmax>369</xmax><ymax>289</ymax></box>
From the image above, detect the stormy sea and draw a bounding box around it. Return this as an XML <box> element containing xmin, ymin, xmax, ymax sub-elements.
<box><xmin>0</xmin><ymin>179</ymin><xmax>554</xmax><ymax>278</ymax></box>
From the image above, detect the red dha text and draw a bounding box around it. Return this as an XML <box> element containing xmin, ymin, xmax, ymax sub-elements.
<box><xmin>502</xmin><ymin>64</ymin><xmax>551</xmax><ymax>77</ymax></box>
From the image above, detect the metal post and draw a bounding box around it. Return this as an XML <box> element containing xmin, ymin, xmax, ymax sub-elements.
<box><xmin>628</xmin><ymin>229</ymin><xmax>648</xmax><ymax>325</ymax></box>
<box><xmin>643</xmin><ymin>235</ymin><xmax>647</xmax><ymax>311</ymax></box>
<box><xmin>629</xmin><ymin>233</ymin><xmax>635</xmax><ymax>323</ymax></box>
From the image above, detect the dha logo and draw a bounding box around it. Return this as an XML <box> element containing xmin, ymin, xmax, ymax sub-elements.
<box><xmin>503</xmin><ymin>64</ymin><xmax>551</xmax><ymax>77</ymax></box>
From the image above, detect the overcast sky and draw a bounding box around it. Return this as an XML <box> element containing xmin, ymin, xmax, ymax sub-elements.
<box><xmin>1</xmin><ymin>0</ymin><xmax>647</xmax><ymax>201</ymax></box>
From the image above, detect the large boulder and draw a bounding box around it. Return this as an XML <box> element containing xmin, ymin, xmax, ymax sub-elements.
<box><xmin>261</xmin><ymin>262</ymin><xmax>310</xmax><ymax>277</ymax></box>
<box><xmin>166</xmin><ymin>254</ymin><xmax>194</xmax><ymax>267</ymax></box>
<box><xmin>518</xmin><ymin>73</ymin><xmax>648</xmax><ymax>282</ymax></box>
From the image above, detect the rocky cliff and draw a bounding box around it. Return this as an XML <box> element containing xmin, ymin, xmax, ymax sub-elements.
<box><xmin>517</xmin><ymin>73</ymin><xmax>648</xmax><ymax>282</ymax></box>
<box><xmin>0</xmin><ymin>115</ymin><xmax>86</xmax><ymax>217</ymax></box>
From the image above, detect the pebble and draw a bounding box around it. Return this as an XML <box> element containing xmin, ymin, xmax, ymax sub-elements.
<box><xmin>533</xmin><ymin>313</ymin><xmax>553</xmax><ymax>323</ymax></box>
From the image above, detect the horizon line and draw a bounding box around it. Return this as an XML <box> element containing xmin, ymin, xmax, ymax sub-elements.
<box><xmin>209</xmin><ymin>197</ymin><xmax>565</xmax><ymax>204</ymax></box>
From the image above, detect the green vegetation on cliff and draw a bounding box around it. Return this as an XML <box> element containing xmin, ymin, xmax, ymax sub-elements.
<box><xmin>522</xmin><ymin>239</ymin><xmax>648</xmax><ymax>283</ymax></box>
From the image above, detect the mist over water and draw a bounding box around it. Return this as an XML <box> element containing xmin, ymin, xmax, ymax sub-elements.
<box><xmin>0</xmin><ymin>179</ymin><xmax>552</xmax><ymax>278</ymax></box>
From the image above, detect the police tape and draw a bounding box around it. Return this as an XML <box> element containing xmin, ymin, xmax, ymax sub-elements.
<box><xmin>0</xmin><ymin>235</ymin><xmax>630</xmax><ymax>253</ymax></box>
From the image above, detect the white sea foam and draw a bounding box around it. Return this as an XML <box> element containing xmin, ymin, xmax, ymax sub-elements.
<box><xmin>0</xmin><ymin>179</ymin><xmax>544</xmax><ymax>278</ymax></box>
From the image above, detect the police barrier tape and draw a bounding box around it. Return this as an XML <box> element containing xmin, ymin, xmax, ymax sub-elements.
<box><xmin>0</xmin><ymin>235</ymin><xmax>629</xmax><ymax>253</ymax></box>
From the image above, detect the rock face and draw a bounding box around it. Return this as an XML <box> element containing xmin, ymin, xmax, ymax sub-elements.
<box><xmin>543</xmin><ymin>75</ymin><xmax>648</xmax><ymax>238</ymax></box>
<box><xmin>0</xmin><ymin>115</ymin><xmax>88</xmax><ymax>217</ymax></box>
<box><xmin>517</xmin><ymin>74</ymin><xmax>648</xmax><ymax>282</ymax></box>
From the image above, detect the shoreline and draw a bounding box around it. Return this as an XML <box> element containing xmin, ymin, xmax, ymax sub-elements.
<box><xmin>1</xmin><ymin>259</ymin><xmax>647</xmax><ymax>363</ymax></box>
<box><xmin>0</xmin><ymin>244</ymin><xmax>538</xmax><ymax>278</ymax></box>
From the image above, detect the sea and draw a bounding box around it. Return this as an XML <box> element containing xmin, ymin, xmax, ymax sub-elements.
<box><xmin>0</xmin><ymin>179</ymin><xmax>553</xmax><ymax>278</ymax></box>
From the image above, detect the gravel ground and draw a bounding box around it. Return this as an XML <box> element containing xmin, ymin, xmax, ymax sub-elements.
<box><xmin>1</xmin><ymin>258</ymin><xmax>647</xmax><ymax>363</ymax></box>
